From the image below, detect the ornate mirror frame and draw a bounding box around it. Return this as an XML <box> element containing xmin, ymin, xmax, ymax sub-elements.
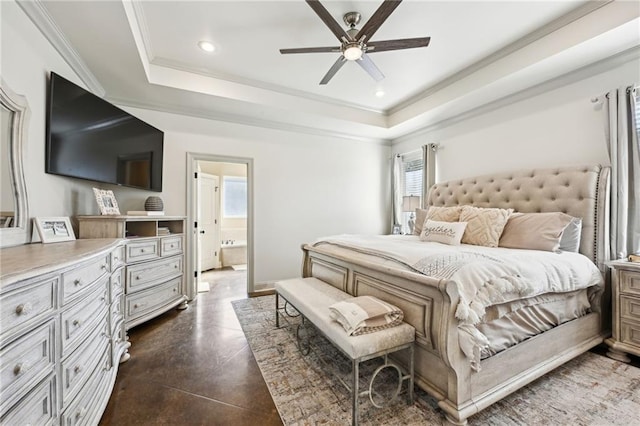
<box><xmin>1</xmin><ymin>79</ymin><xmax>30</xmax><ymax>247</ymax></box>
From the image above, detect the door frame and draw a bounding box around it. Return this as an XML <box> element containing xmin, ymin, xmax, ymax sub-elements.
<box><xmin>186</xmin><ymin>152</ymin><xmax>254</xmax><ymax>300</ymax></box>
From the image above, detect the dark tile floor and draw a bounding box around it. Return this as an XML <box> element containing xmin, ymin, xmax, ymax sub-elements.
<box><xmin>100</xmin><ymin>269</ymin><xmax>640</xmax><ymax>425</ymax></box>
<box><xmin>100</xmin><ymin>269</ymin><xmax>282</xmax><ymax>425</ymax></box>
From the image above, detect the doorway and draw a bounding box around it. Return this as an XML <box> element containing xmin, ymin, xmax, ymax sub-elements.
<box><xmin>186</xmin><ymin>153</ymin><xmax>253</xmax><ymax>300</ymax></box>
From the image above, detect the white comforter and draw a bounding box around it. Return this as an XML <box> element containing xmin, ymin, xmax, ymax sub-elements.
<box><xmin>313</xmin><ymin>234</ymin><xmax>604</xmax><ymax>326</ymax></box>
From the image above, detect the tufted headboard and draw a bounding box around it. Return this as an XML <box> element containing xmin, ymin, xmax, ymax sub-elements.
<box><xmin>427</xmin><ymin>165</ymin><xmax>610</xmax><ymax>271</ymax></box>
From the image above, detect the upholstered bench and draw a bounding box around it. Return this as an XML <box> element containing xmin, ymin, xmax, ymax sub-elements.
<box><xmin>275</xmin><ymin>277</ymin><xmax>415</xmax><ymax>426</ymax></box>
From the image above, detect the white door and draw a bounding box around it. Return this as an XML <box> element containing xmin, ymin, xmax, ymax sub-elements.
<box><xmin>198</xmin><ymin>173</ymin><xmax>220</xmax><ymax>271</ymax></box>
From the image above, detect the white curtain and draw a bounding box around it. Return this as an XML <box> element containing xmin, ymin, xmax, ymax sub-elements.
<box><xmin>604</xmin><ymin>86</ymin><xmax>640</xmax><ymax>260</ymax></box>
<box><xmin>391</xmin><ymin>154</ymin><xmax>403</xmax><ymax>231</ymax></box>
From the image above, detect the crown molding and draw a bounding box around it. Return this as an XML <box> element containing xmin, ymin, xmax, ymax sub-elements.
<box><xmin>151</xmin><ymin>57</ymin><xmax>386</xmax><ymax>115</ymax></box>
<box><xmin>129</xmin><ymin>0</ymin><xmax>155</xmax><ymax>62</ymax></box>
<box><xmin>106</xmin><ymin>95</ymin><xmax>391</xmax><ymax>146</ymax></box>
<box><xmin>393</xmin><ymin>45</ymin><xmax>640</xmax><ymax>145</ymax></box>
<box><xmin>389</xmin><ymin>0</ymin><xmax>613</xmax><ymax>115</ymax></box>
<box><xmin>16</xmin><ymin>0</ymin><xmax>105</xmax><ymax>97</ymax></box>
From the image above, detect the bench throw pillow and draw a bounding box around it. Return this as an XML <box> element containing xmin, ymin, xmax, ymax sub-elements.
<box><xmin>329</xmin><ymin>296</ymin><xmax>404</xmax><ymax>336</ymax></box>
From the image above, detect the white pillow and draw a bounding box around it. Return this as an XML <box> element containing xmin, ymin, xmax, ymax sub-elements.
<box><xmin>559</xmin><ymin>217</ymin><xmax>582</xmax><ymax>252</ymax></box>
<box><xmin>420</xmin><ymin>219</ymin><xmax>468</xmax><ymax>245</ymax></box>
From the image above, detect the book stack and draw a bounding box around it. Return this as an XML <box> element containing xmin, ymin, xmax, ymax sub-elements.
<box><xmin>630</xmin><ymin>253</ymin><xmax>640</xmax><ymax>263</ymax></box>
<box><xmin>158</xmin><ymin>226</ymin><xmax>170</xmax><ymax>236</ymax></box>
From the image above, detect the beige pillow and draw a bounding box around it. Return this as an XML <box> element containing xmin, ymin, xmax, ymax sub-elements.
<box><xmin>499</xmin><ymin>212</ymin><xmax>574</xmax><ymax>252</ymax></box>
<box><xmin>426</xmin><ymin>206</ymin><xmax>462</xmax><ymax>222</ymax></box>
<box><xmin>459</xmin><ymin>206</ymin><xmax>513</xmax><ymax>247</ymax></box>
<box><xmin>413</xmin><ymin>208</ymin><xmax>429</xmax><ymax>235</ymax></box>
<box><xmin>420</xmin><ymin>220</ymin><xmax>467</xmax><ymax>245</ymax></box>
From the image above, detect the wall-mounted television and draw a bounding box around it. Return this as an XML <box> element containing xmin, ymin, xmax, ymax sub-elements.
<box><xmin>46</xmin><ymin>72</ymin><xmax>163</xmax><ymax>192</ymax></box>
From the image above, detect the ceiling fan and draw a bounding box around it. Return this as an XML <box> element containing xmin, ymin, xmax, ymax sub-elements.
<box><xmin>280</xmin><ymin>0</ymin><xmax>430</xmax><ymax>85</ymax></box>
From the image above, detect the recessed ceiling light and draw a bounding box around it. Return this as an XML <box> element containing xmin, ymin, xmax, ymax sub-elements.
<box><xmin>198</xmin><ymin>41</ymin><xmax>215</xmax><ymax>53</ymax></box>
<box><xmin>375</xmin><ymin>89</ymin><xmax>385</xmax><ymax>98</ymax></box>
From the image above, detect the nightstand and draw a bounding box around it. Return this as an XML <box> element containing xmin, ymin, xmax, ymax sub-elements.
<box><xmin>605</xmin><ymin>260</ymin><xmax>640</xmax><ymax>362</ymax></box>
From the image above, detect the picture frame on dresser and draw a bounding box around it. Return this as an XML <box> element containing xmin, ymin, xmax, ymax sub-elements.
<box><xmin>93</xmin><ymin>188</ymin><xmax>121</xmax><ymax>215</ymax></box>
<box><xmin>33</xmin><ymin>216</ymin><xmax>76</xmax><ymax>243</ymax></box>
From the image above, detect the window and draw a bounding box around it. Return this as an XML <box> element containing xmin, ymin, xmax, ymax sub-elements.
<box><xmin>401</xmin><ymin>153</ymin><xmax>423</xmax><ymax>232</ymax></box>
<box><xmin>222</xmin><ymin>176</ymin><xmax>247</xmax><ymax>218</ymax></box>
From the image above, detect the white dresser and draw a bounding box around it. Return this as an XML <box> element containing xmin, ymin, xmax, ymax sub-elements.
<box><xmin>77</xmin><ymin>215</ymin><xmax>187</xmax><ymax>329</ymax></box>
<box><xmin>606</xmin><ymin>260</ymin><xmax>640</xmax><ymax>362</ymax></box>
<box><xmin>0</xmin><ymin>239</ymin><xmax>128</xmax><ymax>425</ymax></box>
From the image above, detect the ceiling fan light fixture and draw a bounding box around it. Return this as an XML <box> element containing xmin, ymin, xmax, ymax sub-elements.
<box><xmin>343</xmin><ymin>44</ymin><xmax>363</xmax><ymax>61</ymax></box>
<box><xmin>198</xmin><ymin>41</ymin><xmax>216</xmax><ymax>53</ymax></box>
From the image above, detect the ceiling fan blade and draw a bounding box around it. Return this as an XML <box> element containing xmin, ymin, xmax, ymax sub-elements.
<box><xmin>320</xmin><ymin>56</ymin><xmax>347</xmax><ymax>85</ymax></box>
<box><xmin>356</xmin><ymin>0</ymin><xmax>402</xmax><ymax>43</ymax></box>
<box><xmin>280</xmin><ymin>46</ymin><xmax>340</xmax><ymax>54</ymax></box>
<box><xmin>306</xmin><ymin>0</ymin><xmax>351</xmax><ymax>41</ymax></box>
<box><xmin>357</xmin><ymin>55</ymin><xmax>384</xmax><ymax>82</ymax></box>
<box><xmin>367</xmin><ymin>37</ymin><xmax>431</xmax><ymax>53</ymax></box>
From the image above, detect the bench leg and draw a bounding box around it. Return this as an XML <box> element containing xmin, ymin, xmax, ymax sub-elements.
<box><xmin>275</xmin><ymin>292</ymin><xmax>280</xmax><ymax>328</ymax></box>
<box><xmin>352</xmin><ymin>358</ymin><xmax>359</xmax><ymax>426</ymax></box>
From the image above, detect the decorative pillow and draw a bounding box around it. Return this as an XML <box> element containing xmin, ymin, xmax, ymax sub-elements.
<box><xmin>413</xmin><ymin>208</ymin><xmax>429</xmax><ymax>236</ymax></box>
<box><xmin>558</xmin><ymin>216</ymin><xmax>582</xmax><ymax>252</ymax></box>
<box><xmin>459</xmin><ymin>206</ymin><xmax>513</xmax><ymax>247</ymax></box>
<box><xmin>499</xmin><ymin>212</ymin><xmax>574</xmax><ymax>252</ymax></box>
<box><xmin>426</xmin><ymin>206</ymin><xmax>462</xmax><ymax>222</ymax></box>
<box><xmin>420</xmin><ymin>219</ymin><xmax>467</xmax><ymax>245</ymax></box>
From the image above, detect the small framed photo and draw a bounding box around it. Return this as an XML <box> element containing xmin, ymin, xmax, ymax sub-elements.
<box><xmin>34</xmin><ymin>217</ymin><xmax>76</xmax><ymax>243</ymax></box>
<box><xmin>93</xmin><ymin>188</ymin><xmax>121</xmax><ymax>215</ymax></box>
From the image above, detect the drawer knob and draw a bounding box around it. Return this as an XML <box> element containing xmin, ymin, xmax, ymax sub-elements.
<box><xmin>136</xmin><ymin>276</ymin><xmax>141</xmax><ymax>280</ymax></box>
<box><xmin>13</xmin><ymin>363</ymin><xmax>24</xmax><ymax>376</ymax></box>
<box><xmin>74</xmin><ymin>365</ymin><xmax>82</xmax><ymax>374</ymax></box>
<box><xmin>134</xmin><ymin>304</ymin><xmax>139</xmax><ymax>309</ymax></box>
<box><xmin>170</xmin><ymin>244</ymin><xmax>175</xmax><ymax>248</ymax></box>
<box><xmin>73</xmin><ymin>319</ymin><xmax>81</xmax><ymax>327</ymax></box>
<box><xmin>75</xmin><ymin>407</ymin><xmax>87</xmax><ymax>419</ymax></box>
<box><xmin>173</xmin><ymin>288</ymin><xmax>177</xmax><ymax>292</ymax></box>
<box><xmin>74</xmin><ymin>279</ymin><xmax>81</xmax><ymax>286</ymax></box>
<box><xmin>114</xmin><ymin>257</ymin><xmax>119</xmax><ymax>261</ymax></box>
<box><xmin>101</xmin><ymin>264</ymin><xmax>107</xmax><ymax>270</ymax></box>
<box><xmin>140</xmin><ymin>249</ymin><xmax>145</xmax><ymax>253</ymax></box>
<box><xmin>15</xmin><ymin>303</ymin><xmax>32</xmax><ymax>315</ymax></box>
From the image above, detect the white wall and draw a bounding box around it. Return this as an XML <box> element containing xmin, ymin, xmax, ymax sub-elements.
<box><xmin>2</xmin><ymin>1</ymin><xmax>391</xmax><ymax>285</ymax></box>
<box><xmin>393</xmin><ymin>58</ymin><xmax>640</xmax><ymax>183</ymax></box>
<box><xmin>118</xmin><ymin>109</ymin><xmax>390</xmax><ymax>283</ymax></box>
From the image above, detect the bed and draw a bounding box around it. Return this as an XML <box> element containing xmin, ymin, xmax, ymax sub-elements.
<box><xmin>301</xmin><ymin>164</ymin><xmax>610</xmax><ymax>425</ymax></box>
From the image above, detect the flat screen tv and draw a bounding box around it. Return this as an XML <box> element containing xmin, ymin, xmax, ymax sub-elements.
<box><xmin>46</xmin><ymin>72</ymin><xmax>163</xmax><ymax>192</ymax></box>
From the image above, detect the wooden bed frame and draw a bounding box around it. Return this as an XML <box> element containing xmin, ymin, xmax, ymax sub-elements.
<box><xmin>301</xmin><ymin>165</ymin><xmax>610</xmax><ymax>425</ymax></box>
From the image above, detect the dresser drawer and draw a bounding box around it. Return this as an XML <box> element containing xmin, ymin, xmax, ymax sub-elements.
<box><xmin>62</xmin><ymin>255</ymin><xmax>110</xmax><ymax>304</ymax></box>
<box><xmin>0</xmin><ymin>277</ymin><xmax>57</xmax><ymax>339</ymax></box>
<box><xmin>620</xmin><ymin>319</ymin><xmax>640</xmax><ymax>348</ymax></box>
<box><xmin>160</xmin><ymin>236</ymin><xmax>183</xmax><ymax>257</ymax></box>
<box><xmin>0</xmin><ymin>320</ymin><xmax>56</xmax><ymax>413</ymax></box>
<box><xmin>126</xmin><ymin>256</ymin><xmax>183</xmax><ymax>293</ymax></box>
<box><xmin>61</xmin><ymin>348</ymin><xmax>110</xmax><ymax>426</ymax></box>
<box><xmin>61</xmin><ymin>316</ymin><xmax>109</xmax><ymax>406</ymax></box>
<box><xmin>0</xmin><ymin>373</ymin><xmax>56</xmax><ymax>425</ymax></box>
<box><xmin>111</xmin><ymin>245</ymin><xmax>126</xmax><ymax>270</ymax></box>
<box><xmin>126</xmin><ymin>240</ymin><xmax>159</xmax><ymax>263</ymax></box>
<box><xmin>111</xmin><ymin>267</ymin><xmax>125</xmax><ymax>303</ymax></box>
<box><xmin>620</xmin><ymin>295</ymin><xmax>640</xmax><ymax>321</ymax></box>
<box><xmin>61</xmin><ymin>282</ymin><xmax>108</xmax><ymax>357</ymax></box>
<box><xmin>620</xmin><ymin>269</ymin><xmax>640</xmax><ymax>296</ymax></box>
<box><xmin>126</xmin><ymin>277</ymin><xmax>183</xmax><ymax>322</ymax></box>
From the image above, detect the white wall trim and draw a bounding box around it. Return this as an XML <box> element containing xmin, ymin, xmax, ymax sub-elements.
<box><xmin>389</xmin><ymin>0</ymin><xmax>613</xmax><ymax>115</ymax></box>
<box><xmin>16</xmin><ymin>0</ymin><xmax>105</xmax><ymax>97</ymax></box>
<box><xmin>186</xmin><ymin>153</ymin><xmax>255</xmax><ymax>299</ymax></box>
<box><xmin>107</xmin><ymin>95</ymin><xmax>391</xmax><ymax>145</ymax></box>
<box><xmin>393</xmin><ymin>45</ymin><xmax>640</xmax><ymax>145</ymax></box>
<box><xmin>152</xmin><ymin>57</ymin><xmax>385</xmax><ymax>115</ymax></box>
<box><xmin>130</xmin><ymin>0</ymin><xmax>155</xmax><ymax>62</ymax></box>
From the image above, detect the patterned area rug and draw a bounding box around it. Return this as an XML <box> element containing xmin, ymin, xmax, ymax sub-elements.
<box><xmin>232</xmin><ymin>295</ymin><xmax>640</xmax><ymax>425</ymax></box>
